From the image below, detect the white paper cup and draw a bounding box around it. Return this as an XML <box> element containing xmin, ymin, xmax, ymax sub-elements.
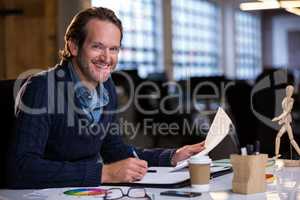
<box><xmin>188</xmin><ymin>155</ymin><xmax>211</xmax><ymax>190</ymax></box>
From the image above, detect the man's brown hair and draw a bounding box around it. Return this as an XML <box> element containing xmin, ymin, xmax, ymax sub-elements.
<box><xmin>59</xmin><ymin>7</ymin><xmax>123</xmax><ymax>60</ymax></box>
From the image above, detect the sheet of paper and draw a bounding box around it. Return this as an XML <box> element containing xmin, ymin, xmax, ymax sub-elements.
<box><xmin>134</xmin><ymin>166</ymin><xmax>231</xmax><ymax>184</ymax></box>
<box><xmin>134</xmin><ymin>167</ymin><xmax>189</xmax><ymax>184</ymax></box>
<box><xmin>170</xmin><ymin>107</ymin><xmax>233</xmax><ymax>172</ymax></box>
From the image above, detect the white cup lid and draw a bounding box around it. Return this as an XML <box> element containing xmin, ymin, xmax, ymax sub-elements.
<box><xmin>191</xmin><ymin>184</ymin><xmax>210</xmax><ymax>191</ymax></box>
<box><xmin>188</xmin><ymin>155</ymin><xmax>211</xmax><ymax>164</ymax></box>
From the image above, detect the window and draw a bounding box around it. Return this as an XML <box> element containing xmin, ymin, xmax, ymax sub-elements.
<box><xmin>172</xmin><ymin>0</ymin><xmax>221</xmax><ymax>80</ymax></box>
<box><xmin>91</xmin><ymin>0</ymin><xmax>161</xmax><ymax>77</ymax></box>
<box><xmin>235</xmin><ymin>11</ymin><xmax>262</xmax><ymax>80</ymax></box>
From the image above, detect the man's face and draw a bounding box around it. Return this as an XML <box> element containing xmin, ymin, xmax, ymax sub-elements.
<box><xmin>70</xmin><ymin>19</ymin><xmax>121</xmax><ymax>87</ymax></box>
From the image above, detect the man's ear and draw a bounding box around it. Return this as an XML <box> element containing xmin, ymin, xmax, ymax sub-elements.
<box><xmin>68</xmin><ymin>40</ymin><xmax>78</xmax><ymax>57</ymax></box>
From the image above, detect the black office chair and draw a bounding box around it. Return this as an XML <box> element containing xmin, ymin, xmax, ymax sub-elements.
<box><xmin>225</xmin><ymin>80</ymin><xmax>258</xmax><ymax>147</ymax></box>
<box><xmin>0</xmin><ymin>79</ymin><xmax>17</xmax><ymax>188</ymax></box>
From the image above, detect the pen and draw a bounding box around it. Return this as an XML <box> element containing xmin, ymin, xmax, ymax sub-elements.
<box><xmin>246</xmin><ymin>144</ymin><xmax>254</xmax><ymax>155</ymax></box>
<box><xmin>132</xmin><ymin>147</ymin><xmax>140</xmax><ymax>159</ymax></box>
<box><xmin>147</xmin><ymin>170</ymin><xmax>157</xmax><ymax>173</ymax></box>
<box><xmin>131</xmin><ymin>147</ymin><xmax>156</xmax><ymax>173</ymax></box>
<box><xmin>255</xmin><ymin>140</ymin><xmax>260</xmax><ymax>155</ymax></box>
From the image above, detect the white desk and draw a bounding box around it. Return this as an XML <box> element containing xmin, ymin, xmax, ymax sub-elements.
<box><xmin>1</xmin><ymin>160</ymin><xmax>300</xmax><ymax>200</ymax></box>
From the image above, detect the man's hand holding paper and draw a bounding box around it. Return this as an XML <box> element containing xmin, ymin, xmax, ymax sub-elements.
<box><xmin>171</xmin><ymin>141</ymin><xmax>206</xmax><ymax>166</ymax></box>
<box><xmin>171</xmin><ymin>107</ymin><xmax>233</xmax><ymax>172</ymax></box>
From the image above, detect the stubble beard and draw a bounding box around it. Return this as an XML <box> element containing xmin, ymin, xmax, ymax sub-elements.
<box><xmin>76</xmin><ymin>52</ymin><xmax>100</xmax><ymax>86</ymax></box>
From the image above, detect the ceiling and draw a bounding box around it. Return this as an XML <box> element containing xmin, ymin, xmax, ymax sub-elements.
<box><xmin>239</xmin><ymin>0</ymin><xmax>300</xmax><ymax>15</ymax></box>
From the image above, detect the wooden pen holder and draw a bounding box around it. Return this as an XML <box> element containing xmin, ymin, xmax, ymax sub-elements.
<box><xmin>230</xmin><ymin>154</ymin><xmax>268</xmax><ymax>194</ymax></box>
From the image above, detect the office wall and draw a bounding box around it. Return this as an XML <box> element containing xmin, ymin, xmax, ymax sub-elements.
<box><xmin>57</xmin><ymin>0</ymin><xmax>90</xmax><ymax>51</ymax></box>
<box><xmin>272</xmin><ymin>15</ymin><xmax>300</xmax><ymax>68</ymax></box>
<box><xmin>220</xmin><ymin>0</ymin><xmax>237</xmax><ymax>79</ymax></box>
<box><xmin>0</xmin><ymin>0</ymin><xmax>91</xmax><ymax>80</ymax></box>
<box><xmin>262</xmin><ymin>12</ymin><xmax>300</xmax><ymax>68</ymax></box>
<box><xmin>261</xmin><ymin>11</ymin><xmax>273</xmax><ymax>68</ymax></box>
<box><xmin>0</xmin><ymin>0</ymin><xmax>4</xmax><ymax>79</ymax></box>
<box><xmin>0</xmin><ymin>0</ymin><xmax>57</xmax><ymax>80</ymax></box>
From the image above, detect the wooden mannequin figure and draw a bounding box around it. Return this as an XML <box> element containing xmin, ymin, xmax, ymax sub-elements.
<box><xmin>272</xmin><ymin>85</ymin><xmax>300</xmax><ymax>161</ymax></box>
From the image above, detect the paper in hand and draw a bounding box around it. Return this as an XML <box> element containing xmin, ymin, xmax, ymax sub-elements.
<box><xmin>170</xmin><ymin>107</ymin><xmax>233</xmax><ymax>172</ymax></box>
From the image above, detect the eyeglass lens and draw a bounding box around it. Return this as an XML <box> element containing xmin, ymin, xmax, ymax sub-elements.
<box><xmin>105</xmin><ymin>188</ymin><xmax>150</xmax><ymax>200</ymax></box>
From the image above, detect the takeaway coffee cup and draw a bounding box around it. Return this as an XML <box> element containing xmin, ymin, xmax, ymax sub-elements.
<box><xmin>188</xmin><ymin>155</ymin><xmax>211</xmax><ymax>190</ymax></box>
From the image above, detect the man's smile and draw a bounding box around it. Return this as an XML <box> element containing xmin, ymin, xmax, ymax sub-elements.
<box><xmin>91</xmin><ymin>60</ymin><xmax>111</xmax><ymax>70</ymax></box>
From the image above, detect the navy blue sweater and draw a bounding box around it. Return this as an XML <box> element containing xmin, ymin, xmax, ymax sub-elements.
<box><xmin>6</xmin><ymin>61</ymin><xmax>175</xmax><ymax>189</ymax></box>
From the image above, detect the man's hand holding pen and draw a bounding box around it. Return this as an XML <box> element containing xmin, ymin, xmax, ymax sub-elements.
<box><xmin>101</xmin><ymin>141</ymin><xmax>205</xmax><ymax>183</ymax></box>
<box><xmin>101</xmin><ymin>158</ymin><xmax>148</xmax><ymax>183</ymax></box>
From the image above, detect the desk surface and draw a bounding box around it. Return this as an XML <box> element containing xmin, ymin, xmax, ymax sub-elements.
<box><xmin>1</xmin><ymin>160</ymin><xmax>300</xmax><ymax>200</ymax></box>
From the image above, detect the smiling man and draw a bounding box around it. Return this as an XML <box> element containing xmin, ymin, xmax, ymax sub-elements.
<box><xmin>69</xmin><ymin>19</ymin><xmax>120</xmax><ymax>87</ymax></box>
<box><xmin>6</xmin><ymin>7</ymin><xmax>205</xmax><ymax>189</ymax></box>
